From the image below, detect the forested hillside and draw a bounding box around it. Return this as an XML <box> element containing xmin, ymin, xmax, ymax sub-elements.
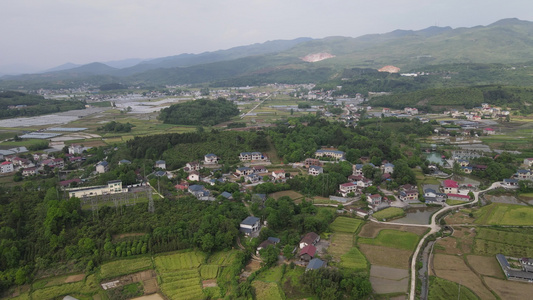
<box><xmin>158</xmin><ymin>98</ymin><xmax>240</xmax><ymax>126</ymax></box>
<box><xmin>0</xmin><ymin>91</ymin><xmax>86</xmax><ymax>119</ymax></box>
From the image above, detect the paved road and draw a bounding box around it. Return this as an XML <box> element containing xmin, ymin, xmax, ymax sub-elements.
<box><xmin>408</xmin><ymin>181</ymin><xmax>501</xmax><ymax>300</ymax></box>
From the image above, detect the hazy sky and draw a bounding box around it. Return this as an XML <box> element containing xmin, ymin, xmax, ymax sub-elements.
<box><xmin>1</xmin><ymin>0</ymin><xmax>531</xmax><ymax>72</ymax></box>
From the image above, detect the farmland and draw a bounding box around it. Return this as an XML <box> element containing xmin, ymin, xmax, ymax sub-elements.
<box><xmin>358</xmin><ymin>229</ymin><xmax>419</xmax><ymax>251</ymax></box>
<box><xmin>466</xmin><ymin>255</ymin><xmax>504</xmax><ymax>278</ymax></box>
<box><xmin>154</xmin><ymin>251</ymin><xmax>206</xmax><ymax>272</ymax></box>
<box><xmin>329</xmin><ymin>216</ymin><xmax>363</xmax><ymax>233</ymax></box>
<box><xmin>158</xmin><ymin>269</ymin><xmax>203</xmax><ymax>300</ymax></box>
<box><xmin>252</xmin><ymin>281</ymin><xmax>284</xmax><ymax>300</ymax></box>
<box><xmin>340</xmin><ymin>247</ymin><xmax>368</xmax><ymax>270</ymax></box>
<box><xmin>474</xmin><ymin>228</ymin><xmax>533</xmax><ymax>257</ymax></box>
<box><xmin>358</xmin><ymin>221</ymin><xmax>428</xmax><ymax>238</ymax></box>
<box><xmin>428</xmin><ymin>277</ymin><xmax>479</xmax><ymax>300</ymax></box>
<box><xmin>474</xmin><ymin>203</ymin><xmax>533</xmax><ymax>225</ymax></box>
<box><xmin>99</xmin><ymin>257</ymin><xmax>153</xmax><ymax>279</ymax></box>
<box><xmin>372</xmin><ymin>207</ymin><xmax>405</xmax><ymax>221</ymax></box>
<box><xmin>200</xmin><ymin>265</ymin><xmax>219</xmax><ymax>279</ymax></box>
<box><xmin>484</xmin><ymin>277</ymin><xmax>533</xmax><ymax>300</ymax></box>
<box><xmin>358</xmin><ymin>244</ymin><xmax>413</xmax><ymax>269</ymax></box>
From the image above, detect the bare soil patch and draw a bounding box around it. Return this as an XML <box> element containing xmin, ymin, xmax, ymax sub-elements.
<box><xmin>435</xmin><ymin>237</ymin><xmax>463</xmax><ymax>255</ymax></box>
<box><xmin>245</xmin><ymin>260</ymin><xmax>261</xmax><ymax>273</ymax></box>
<box><xmin>484</xmin><ymin>276</ymin><xmax>533</xmax><ymax>300</ymax></box>
<box><xmin>202</xmin><ymin>279</ymin><xmax>218</xmax><ymax>288</ymax></box>
<box><xmin>359</xmin><ymin>222</ymin><xmax>427</xmax><ymax>238</ymax></box>
<box><xmin>101</xmin><ymin>270</ymin><xmax>157</xmax><ymax>292</ymax></box>
<box><xmin>143</xmin><ymin>278</ymin><xmax>158</xmax><ymax>294</ymax></box>
<box><xmin>64</xmin><ymin>274</ymin><xmax>85</xmax><ymax>283</ymax></box>
<box><xmin>358</xmin><ymin>244</ymin><xmax>412</xmax><ymax>269</ymax></box>
<box><xmin>130</xmin><ymin>294</ymin><xmax>165</xmax><ymax>300</ymax></box>
<box><xmin>433</xmin><ymin>254</ymin><xmax>495</xmax><ymax>300</ymax></box>
<box><xmin>466</xmin><ymin>255</ymin><xmax>504</xmax><ymax>279</ymax></box>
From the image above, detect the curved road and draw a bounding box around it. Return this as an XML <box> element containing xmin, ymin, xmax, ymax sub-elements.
<box><xmin>408</xmin><ymin>181</ymin><xmax>501</xmax><ymax>300</ymax></box>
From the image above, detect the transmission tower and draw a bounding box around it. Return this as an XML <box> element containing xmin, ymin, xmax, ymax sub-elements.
<box><xmin>148</xmin><ymin>189</ymin><xmax>155</xmax><ymax>213</ymax></box>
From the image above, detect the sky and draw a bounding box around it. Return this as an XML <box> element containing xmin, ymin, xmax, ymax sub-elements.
<box><xmin>1</xmin><ymin>0</ymin><xmax>531</xmax><ymax>73</ymax></box>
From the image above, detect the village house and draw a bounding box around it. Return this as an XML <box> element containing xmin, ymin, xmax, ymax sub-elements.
<box><xmin>299</xmin><ymin>245</ymin><xmax>316</xmax><ymax>261</ymax></box>
<box><xmin>185</xmin><ymin>161</ymin><xmax>200</xmax><ymax>172</ymax></box>
<box><xmin>22</xmin><ymin>167</ymin><xmax>38</xmax><ymax>177</ymax></box>
<box><xmin>442</xmin><ymin>179</ymin><xmax>459</xmax><ymax>194</ymax></box>
<box><xmin>236</xmin><ymin>167</ymin><xmax>253</xmax><ymax>176</ymax></box>
<box><xmin>0</xmin><ymin>161</ymin><xmax>14</xmax><ymax>173</ymax></box>
<box><xmin>503</xmin><ymin>178</ymin><xmax>519</xmax><ymax>188</ymax></box>
<box><xmin>308</xmin><ymin>165</ymin><xmax>323</xmax><ymax>176</ymax></box>
<box><xmin>306</xmin><ymin>258</ymin><xmax>326</xmax><ymax>271</ymax></box>
<box><xmin>367</xmin><ymin>194</ymin><xmax>382</xmax><ymax>206</ymax></box>
<box><xmin>462</xmin><ymin>166</ymin><xmax>473</xmax><ymax>174</ymax></box>
<box><xmin>496</xmin><ymin>254</ymin><xmax>533</xmax><ymax>281</ymax></box>
<box><xmin>304</xmin><ymin>158</ymin><xmax>322</xmax><ymax>168</ymax></box>
<box><xmin>315</xmin><ymin>149</ymin><xmax>345</xmax><ymax>160</ymax></box>
<box><xmin>188</xmin><ymin>171</ymin><xmax>200</xmax><ymax>181</ymax></box>
<box><xmin>252</xmin><ymin>165</ymin><xmax>267</xmax><ymax>174</ymax></box>
<box><xmin>382</xmin><ymin>163</ymin><xmax>394</xmax><ymax>174</ymax></box>
<box><xmin>423</xmin><ymin>184</ymin><xmax>447</xmax><ymax>204</ymax></box>
<box><xmin>239</xmin><ymin>216</ymin><xmax>261</xmax><ymax>236</ymax></box>
<box><xmin>239</xmin><ymin>152</ymin><xmax>268</xmax><ymax>161</ymax></box>
<box><xmin>483</xmin><ymin>128</ymin><xmax>495</xmax><ymax>135</ymax></box>
<box><xmin>516</xmin><ymin>169</ymin><xmax>533</xmax><ymax>180</ymax></box>
<box><xmin>175</xmin><ymin>181</ymin><xmax>189</xmax><ymax>191</ymax></box>
<box><xmin>67</xmin><ymin>180</ymin><xmax>125</xmax><ymax>198</ymax></box>
<box><xmin>68</xmin><ymin>144</ymin><xmax>91</xmax><ymax>155</ymax></box>
<box><xmin>447</xmin><ymin>193</ymin><xmax>471</xmax><ymax>201</ymax></box>
<box><xmin>155</xmin><ymin>160</ymin><xmax>166</xmax><ymax>170</ymax></box>
<box><xmin>187</xmin><ymin>184</ymin><xmax>211</xmax><ymax>200</ymax></box>
<box><xmin>245</xmin><ymin>174</ymin><xmax>261</xmax><ymax>183</ymax></box>
<box><xmin>256</xmin><ymin>237</ymin><xmax>280</xmax><ymax>255</ymax></box>
<box><xmin>272</xmin><ymin>169</ymin><xmax>285</xmax><ymax>180</ymax></box>
<box><xmin>357</xmin><ymin>178</ymin><xmax>373</xmax><ymax>188</ymax></box>
<box><xmin>398</xmin><ymin>184</ymin><xmax>419</xmax><ymax>202</ymax></box>
<box><xmin>339</xmin><ymin>182</ymin><xmax>358</xmax><ymax>197</ymax></box>
<box><xmin>524</xmin><ymin>158</ymin><xmax>533</xmax><ymax>167</ymax></box>
<box><xmin>204</xmin><ymin>153</ymin><xmax>218</xmax><ymax>164</ymax></box>
<box><xmin>96</xmin><ymin>161</ymin><xmax>109</xmax><ymax>174</ymax></box>
<box><xmin>299</xmin><ymin>232</ymin><xmax>320</xmax><ymax>249</ymax></box>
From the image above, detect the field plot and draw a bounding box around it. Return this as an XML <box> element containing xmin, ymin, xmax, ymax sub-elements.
<box><xmin>445</xmin><ymin>210</ymin><xmax>475</xmax><ymax>225</ymax></box>
<box><xmin>252</xmin><ymin>281</ymin><xmax>285</xmax><ymax>300</ymax></box>
<box><xmin>29</xmin><ymin>274</ymin><xmax>101</xmax><ymax>300</ymax></box>
<box><xmin>269</xmin><ymin>190</ymin><xmax>304</xmax><ymax>201</ymax></box>
<box><xmin>358</xmin><ymin>244</ymin><xmax>413</xmax><ymax>269</ymax></box>
<box><xmin>328</xmin><ymin>233</ymin><xmax>353</xmax><ymax>260</ymax></box>
<box><xmin>484</xmin><ymin>276</ymin><xmax>533</xmax><ymax>300</ymax></box>
<box><xmin>474</xmin><ymin>228</ymin><xmax>533</xmax><ymax>257</ymax></box>
<box><xmin>154</xmin><ymin>251</ymin><xmax>206</xmax><ymax>272</ymax></box>
<box><xmin>99</xmin><ymin>257</ymin><xmax>153</xmax><ymax>279</ymax></box>
<box><xmin>207</xmin><ymin>250</ymin><xmax>238</xmax><ymax>266</ymax></box>
<box><xmin>329</xmin><ymin>217</ymin><xmax>363</xmax><ymax>233</ymax></box>
<box><xmin>200</xmin><ymin>265</ymin><xmax>219</xmax><ymax>279</ymax></box>
<box><xmin>428</xmin><ymin>277</ymin><xmax>479</xmax><ymax>300</ymax></box>
<box><xmin>159</xmin><ymin>269</ymin><xmax>203</xmax><ymax>300</ymax></box>
<box><xmin>281</xmin><ymin>266</ymin><xmax>313</xmax><ymax>299</ymax></box>
<box><xmin>369</xmin><ymin>265</ymin><xmax>409</xmax><ymax>294</ymax></box>
<box><xmin>340</xmin><ymin>247</ymin><xmax>367</xmax><ymax>270</ymax></box>
<box><xmin>466</xmin><ymin>255</ymin><xmax>504</xmax><ymax>278</ymax></box>
<box><xmin>474</xmin><ymin>203</ymin><xmax>533</xmax><ymax>225</ymax></box>
<box><xmin>358</xmin><ymin>222</ymin><xmax>428</xmax><ymax>238</ymax></box>
<box><xmin>372</xmin><ymin>207</ymin><xmax>405</xmax><ymax>221</ymax></box>
<box><xmin>434</xmin><ymin>227</ymin><xmax>475</xmax><ymax>255</ymax></box>
<box><xmin>433</xmin><ymin>254</ymin><xmax>495</xmax><ymax>300</ymax></box>
<box><xmin>358</xmin><ymin>229</ymin><xmax>419</xmax><ymax>251</ymax></box>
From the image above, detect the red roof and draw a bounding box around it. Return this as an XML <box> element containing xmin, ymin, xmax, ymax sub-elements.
<box><xmin>443</xmin><ymin>180</ymin><xmax>458</xmax><ymax>188</ymax></box>
<box><xmin>299</xmin><ymin>245</ymin><xmax>316</xmax><ymax>257</ymax></box>
<box><xmin>484</xmin><ymin>128</ymin><xmax>495</xmax><ymax>131</ymax></box>
<box><xmin>340</xmin><ymin>182</ymin><xmax>357</xmax><ymax>187</ymax></box>
<box><xmin>1</xmin><ymin>161</ymin><xmax>12</xmax><ymax>165</ymax></box>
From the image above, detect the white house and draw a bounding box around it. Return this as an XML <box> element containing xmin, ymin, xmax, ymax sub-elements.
<box><xmin>204</xmin><ymin>153</ymin><xmax>218</xmax><ymax>164</ymax></box>
<box><xmin>0</xmin><ymin>161</ymin><xmax>14</xmax><ymax>173</ymax></box>
<box><xmin>315</xmin><ymin>149</ymin><xmax>345</xmax><ymax>160</ymax></box>
<box><xmin>308</xmin><ymin>165</ymin><xmax>323</xmax><ymax>176</ymax></box>
<box><xmin>272</xmin><ymin>169</ymin><xmax>285</xmax><ymax>180</ymax></box>
<box><xmin>240</xmin><ymin>216</ymin><xmax>261</xmax><ymax>236</ymax></box>
<box><xmin>155</xmin><ymin>160</ymin><xmax>166</xmax><ymax>170</ymax></box>
<box><xmin>185</xmin><ymin>162</ymin><xmax>200</xmax><ymax>172</ymax></box>
<box><xmin>67</xmin><ymin>180</ymin><xmax>125</xmax><ymax>198</ymax></box>
<box><xmin>188</xmin><ymin>171</ymin><xmax>200</xmax><ymax>181</ymax></box>
<box><xmin>339</xmin><ymin>182</ymin><xmax>358</xmax><ymax>197</ymax></box>
<box><xmin>96</xmin><ymin>161</ymin><xmax>109</xmax><ymax>174</ymax></box>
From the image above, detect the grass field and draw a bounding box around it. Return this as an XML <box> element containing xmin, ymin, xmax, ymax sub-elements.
<box><xmin>328</xmin><ymin>232</ymin><xmax>354</xmax><ymax>260</ymax></box>
<box><xmin>329</xmin><ymin>217</ymin><xmax>363</xmax><ymax>233</ymax></box>
<box><xmin>99</xmin><ymin>257</ymin><xmax>153</xmax><ymax>279</ymax></box>
<box><xmin>358</xmin><ymin>244</ymin><xmax>413</xmax><ymax>269</ymax></box>
<box><xmin>474</xmin><ymin>203</ymin><xmax>533</xmax><ymax>225</ymax></box>
<box><xmin>428</xmin><ymin>277</ymin><xmax>479</xmax><ymax>300</ymax></box>
<box><xmin>446</xmin><ymin>199</ymin><xmax>470</xmax><ymax>206</ymax></box>
<box><xmin>207</xmin><ymin>250</ymin><xmax>238</xmax><ymax>266</ymax></box>
<box><xmin>358</xmin><ymin>222</ymin><xmax>428</xmax><ymax>238</ymax></box>
<box><xmin>200</xmin><ymin>265</ymin><xmax>219</xmax><ymax>279</ymax></box>
<box><xmin>358</xmin><ymin>229</ymin><xmax>419</xmax><ymax>251</ymax></box>
<box><xmin>372</xmin><ymin>207</ymin><xmax>405</xmax><ymax>221</ymax></box>
<box><xmin>281</xmin><ymin>266</ymin><xmax>313</xmax><ymax>299</ymax></box>
<box><xmin>269</xmin><ymin>190</ymin><xmax>304</xmax><ymax>201</ymax></box>
<box><xmin>340</xmin><ymin>247</ymin><xmax>368</xmax><ymax>270</ymax></box>
<box><xmin>256</xmin><ymin>265</ymin><xmax>285</xmax><ymax>283</ymax></box>
<box><xmin>252</xmin><ymin>281</ymin><xmax>285</xmax><ymax>300</ymax></box>
<box><xmin>154</xmin><ymin>251</ymin><xmax>206</xmax><ymax>271</ymax></box>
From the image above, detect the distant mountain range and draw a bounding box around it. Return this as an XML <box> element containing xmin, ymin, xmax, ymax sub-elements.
<box><xmin>2</xmin><ymin>18</ymin><xmax>533</xmax><ymax>89</ymax></box>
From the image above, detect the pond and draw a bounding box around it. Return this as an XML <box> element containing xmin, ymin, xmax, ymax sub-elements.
<box><xmin>425</xmin><ymin>152</ymin><xmax>444</xmax><ymax>165</ymax></box>
<box><xmin>393</xmin><ymin>206</ymin><xmax>440</xmax><ymax>225</ymax></box>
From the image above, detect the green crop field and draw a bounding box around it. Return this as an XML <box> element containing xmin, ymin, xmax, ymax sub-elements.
<box><xmin>159</xmin><ymin>269</ymin><xmax>203</xmax><ymax>300</ymax></box>
<box><xmin>474</xmin><ymin>203</ymin><xmax>533</xmax><ymax>225</ymax></box>
<box><xmin>474</xmin><ymin>228</ymin><xmax>533</xmax><ymax>257</ymax></box>
<box><xmin>446</xmin><ymin>199</ymin><xmax>470</xmax><ymax>206</ymax></box>
<box><xmin>340</xmin><ymin>247</ymin><xmax>368</xmax><ymax>270</ymax></box>
<box><xmin>358</xmin><ymin>229</ymin><xmax>419</xmax><ymax>251</ymax></box>
<box><xmin>28</xmin><ymin>275</ymin><xmax>100</xmax><ymax>300</ymax></box>
<box><xmin>372</xmin><ymin>207</ymin><xmax>405</xmax><ymax>221</ymax></box>
<box><xmin>428</xmin><ymin>277</ymin><xmax>479</xmax><ymax>300</ymax></box>
<box><xmin>154</xmin><ymin>251</ymin><xmax>206</xmax><ymax>271</ymax></box>
<box><xmin>256</xmin><ymin>265</ymin><xmax>285</xmax><ymax>283</ymax></box>
<box><xmin>252</xmin><ymin>281</ymin><xmax>285</xmax><ymax>300</ymax></box>
<box><xmin>99</xmin><ymin>257</ymin><xmax>153</xmax><ymax>279</ymax></box>
<box><xmin>207</xmin><ymin>250</ymin><xmax>238</xmax><ymax>266</ymax></box>
<box><xmin>200</xmin><ymin>265</ymin><xmax>219</xmax><ymax>279</ymax></box>
<box><xmin>330</xmin><ymin>217</ymin><xmax>364</xmax><ymax>233</ymax></box>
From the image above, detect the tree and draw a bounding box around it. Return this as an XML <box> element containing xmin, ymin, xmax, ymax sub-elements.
<box><xmin>259</xmin><ymin>245</ymin><xmax>278</xmax><ymax>267</ymax></box>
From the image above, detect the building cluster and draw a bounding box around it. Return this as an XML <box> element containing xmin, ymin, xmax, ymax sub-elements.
<box><xmin>445</xmin><ymin>103</ymin><xmax>510</xmax><ymax>120</ymax></box>
<box><xmin>496</xmin><ymin>254</ymin><xmax>533</xmax><ymax>281</ymax></box>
